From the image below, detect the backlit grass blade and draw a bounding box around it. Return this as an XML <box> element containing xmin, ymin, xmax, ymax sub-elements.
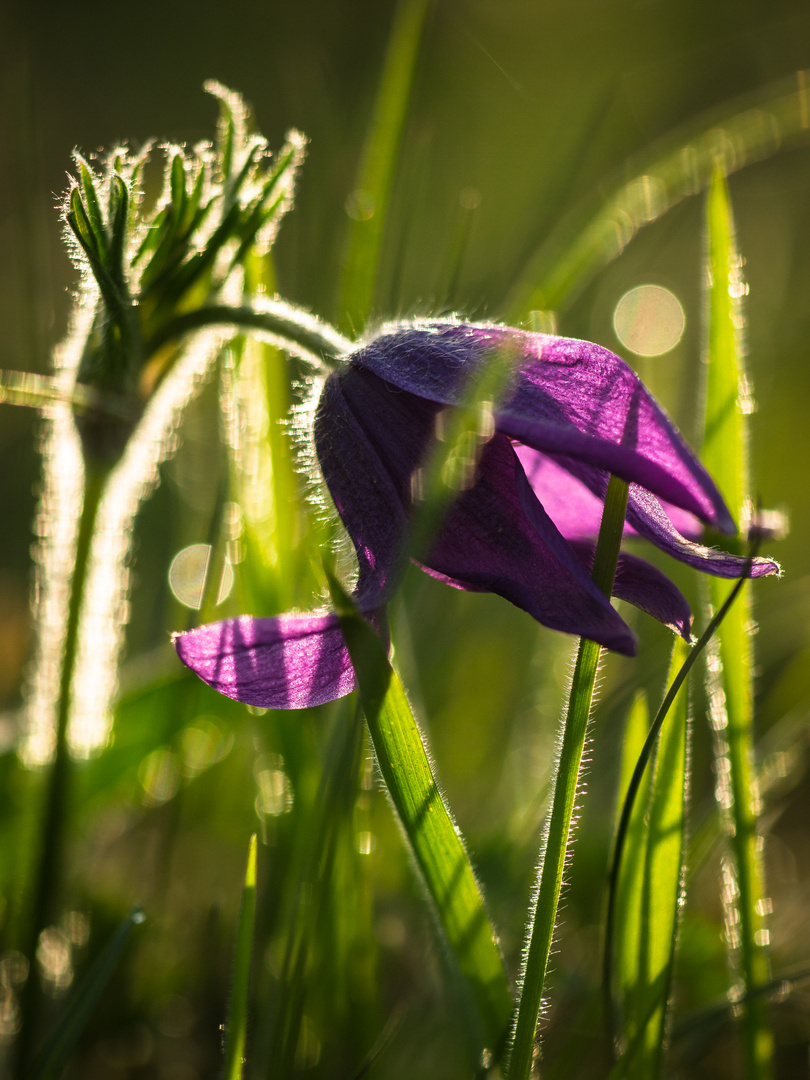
<box><xmin>703</xmin><ymin>166</ymin><xmax>748</xmax><ymax>524</ymax></box>
<box><xmin>701</xmin><ymin>166</ymin><xmax>773</xmax><ymax>1079</ymax></box>
<box><xmin>636</xmin><ymin>637</ymin><xmax>690</xmax><ymax>1077</ymax></box>
<box><xmin>325</xmin><ymin>569</ymin><xmax>513</xmax><ymax>1061</ymax></box>
<box><xmin>505</xmin><ymin>73</ymin><xmax>810</xmax><ymax>318</ymax></box>
<box><xmin>223</xmin><ymin>253</ymin><xmax>324</xmax><ymax>615</ymax></box>
<box><xmin>611</xmin><ymin>693</ymin><xmax>652</xmax><ymax>1049</ymax></box>
<box><xmin>605</xmin><ymin>547</ymin><xmax>759</xmax><ymax>1072</ymax></box>
<box><xmin>223</xmin><ymin>834</ymin><xmax>258</xmax><ymax>1080</ymax></box>
<box><xmin>608</xmin><ymin>641</ymin><xmax>689</xmax><ymax>1080</ymax></box>
<box><xmin>28</xmin><ymin>907</ymin><xmax>145</xmax><ymax>1080</ymax></box>
<box><xmin>337</xmin><ymin>0</ymin><xmax>431</xmax><ymax>334</ymax></box>
<box><xmin>0</xmin><ymin>368</ymin><xmax>134</xmax><ymax>419</ymax></box>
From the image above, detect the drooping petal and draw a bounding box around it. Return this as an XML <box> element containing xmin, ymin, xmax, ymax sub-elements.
<box><xmin>517</xmin><ymin>447</ymin><xmax>780</xmax><ymax>580</ymax></box>
<box><xmin>351</xmin><ymin>320</ymin><xmax>734</xmax><ymax>530</ymax></box>
<box><xmin>315</xmin><ymin>371</ymin><xmax>424</xmax><ymax>603</ymax></box>
<box><xmin>515</xmin><ymin>449</ymin><xmax>695</xmax><ymax>635</ymax></box>
<box><xmin>514</xmin><ymin>445</ymin><xmax>703</xmax><ymax>541</ymax></box>
<box><xmin>174</xmin><ymin>611</ymin><xmax>359</xmax><ymax>709</ymax></box>
<box><xmin>419</xmin><ymin>432</ymin><xmax>637</xmax><ymax>655</ymax></box>
<box><xmin>568</xmin><ymin>542</ymin><xmax>692</xmax><ymax>639</ymax></box>
<box><xmin>625</xmin><ymin>487</ymin><xmax>780</xmax><ymax>579</ymax></box>
<box><xmin>325</xmin><ymin>365</ymin><xmax>638</xmax><ymax>652</ymax></box>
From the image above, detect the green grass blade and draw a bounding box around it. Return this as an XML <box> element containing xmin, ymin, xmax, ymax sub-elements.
<box><xmin>223</xmin><ymin>834</ymin><xmax>258</xmax><ymax>1080</ymax></box>
<box><xmin>28</xmin><ymin>907</ymin><xmax>145</xmax><ymax>1080</ymax></box>
<box><xmin>702</xmin><ymin>167</ymin><xmax>773</xmax><ymax>1079</ymax></box>
<box><xmin>611</xmin><ymin>693</ymin><xmax>652</xmax><ymax>1050</ymax></box>
<box><xmin>224</xmin><ymin>254</ymin><xmax>324</xmax><ymax>615</ymax></box>
<box><xmin>505</xmin><ymin>73</ymin><xmax>810</xmax><ymax>318</ymax></box>
<box><xmin>703</xmin><ymin>165</ymin><xmax>748</xmax><ymax>525</ymax></box>
<box><xmin>337</xmin><ymin>0</ymin><xmax>431</xmax><ymax>334</ymax></box>
<box><xmin>609</xmin><ymin>642</ymin><xmax>689</xmax><ymax>1080</ymax></box>
<box><xmin>325</xmin><ymin>569</ymin><xmax>513</xmax><ymax>1060</ymax></box>
<box><xmin>605</xmin><ymin>549</ymin><xmax>759</xmax><ymax>1072</ymax></box>
<box><xmin>636</xmin><ymin>636</ymin><xmax>690</xmax><ymax>1078</ymax></box>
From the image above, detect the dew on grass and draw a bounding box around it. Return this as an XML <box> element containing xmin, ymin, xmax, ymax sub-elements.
<box><xmin>356</xmin><ymin>830</ymin><xmax>376</xmax><ymax>855</ymax></box>
<box><xmin>37</xmin><ymin>926</ymin><xmax>73</xmax><ymax>992</ymax></box>
<box><xmin>0</xmin><ymin>952</ymin><xmax>28</xmax><ymax>989</ymax></box>
<box><xmin>255</xmin><ymin>755</ymin><xmax>294</xmax><ymax>817</ymax></box>
<box><xmin>180</xmin><ymin>717</ymin><xmax>233</xmax><ymax>777</ymax></box>
<box><xmin>295</xmin><ymin>1016</ymin><xmax>321</xmax><ymax>1070</ymax></box>
<box><xmin>0</xmin><ymin>988</ymin><xmax>20</xmax><ymax>1040</ymax></box>
<box><xmin>62</xmin><ymin>910</ymin><xmax>90</xmax><ymax>947</ymax></box>
<box><xmin>140</xmin><ymin>747</ymin><xmax>180</xmax><ymax>806</ymax></box>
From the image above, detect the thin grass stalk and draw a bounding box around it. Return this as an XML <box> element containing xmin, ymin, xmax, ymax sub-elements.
<box><xmin>223</xmin><ymin>835</ymin><xmax>258</xmax><ymax>1080</ymax></box>
<box><xmin>506</xmin><ymin>474</ymin><xmax>629</xmax><ymax>1080</ymax></box>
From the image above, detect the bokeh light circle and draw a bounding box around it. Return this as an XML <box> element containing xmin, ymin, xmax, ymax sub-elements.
<box><xmin>613</xmin><ymin>284</ymin><xmax>685</xmax><ymax>356</ymax></box>
<box><xmin>169</xmin><ymin>544</ymin><xmax>233</xmax><ymax>609</ymax></box>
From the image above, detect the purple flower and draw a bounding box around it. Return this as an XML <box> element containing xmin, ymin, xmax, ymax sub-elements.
<box><xmin>174</xmin><ymin>320</ymin><xmax>778</xmax><ymax>709</ymax></box>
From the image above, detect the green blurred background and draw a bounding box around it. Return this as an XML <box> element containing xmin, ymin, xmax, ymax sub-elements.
<box><xmin>1</xmin><ymin>1</ymin><xmax>810</xmax><ymax>1077</ymax></box>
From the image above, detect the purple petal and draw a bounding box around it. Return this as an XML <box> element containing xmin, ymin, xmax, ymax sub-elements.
<box><xmin>315</xmin><ymin>371</ymin><xmax>426</xmax><ymax>602</ymax></box>
<box><xmin>517</xmin><ymin>448</ymin><xmax>780</xmax><ymax>580</ymax></box>
<box><xmin>351</xmin><ymin>321</ymin><xmax>733</xmax><ymax>530</ymax></box>
<box><xmin>514</xmin><ymin>445</ymin><xmax>703</xmax><ymax>541</ymax></box>
<box><xmin>420</xmin><ymin>432</ymin><xmax>637</xmax><ymax>655</ymax></box>
<box><xmin>569</xmin><ymin>542</ymin><xmax>692</xmax><ymax>639</ymax></box>
<box><xmin>174</xmin><ymin>612</ymin><xmax>358</xmax><ymax>709</ymax></box>
<box><xmin>626</xmin><ymin>487</ymin><xmax>780</xmax><ymax>579</ymax></box>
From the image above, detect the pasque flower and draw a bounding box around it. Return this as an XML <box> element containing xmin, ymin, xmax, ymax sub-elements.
<box><xmin>174</xmin><ymin>320</ymin><xmax>778</xmax><ymax>708</ymax></box>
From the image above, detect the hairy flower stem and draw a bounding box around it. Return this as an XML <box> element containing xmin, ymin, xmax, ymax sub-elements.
<box><xmin>15</xmin><ymin>464</ymin><xmax>108</xmax><ymax>1074</ymax></box>
<box><xmin>146</xmin><ymin>301</ymin><xmax>352</xmax><ymax>368</ymax></box>
<box><xmin>507</xmin><ymin>475</ymin><xmax>629</xmax><ymax>1080</ymax></box>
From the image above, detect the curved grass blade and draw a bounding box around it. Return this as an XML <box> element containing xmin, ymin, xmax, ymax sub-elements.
<box><xmin>505</xmin><ymin>72</ymin><xmax>810</xmax><ymax>318</ymax></box>
<box><xmin>28</xmin><ymin>907</ymin><xmax>145</xmax><ymax>1080</ymax></box>
<box><xmin>337</xmin><ymin>0</ymin><xmax>431</xmax><ymax>334</ymax></box>
<box><xmin>325</xmin><ymin>569</ymin><xmax>513</xmax><ymax>1061</ymax></box>
<box><xmin>223</xmin><ymin>834</ymin><xmax>258</xmax><ymax>1080</ymax></box>
<box><xmin>701</xmin><ymin>167</ymin><xmax>773</xmax><ymax>1079</ymax></box>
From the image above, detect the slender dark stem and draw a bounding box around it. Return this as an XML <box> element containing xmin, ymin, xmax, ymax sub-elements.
<box><xmin>15</xmin><ymin>465</ymin><xmax>109</xmax><ymax>1075</ymax></box>
<box><xmin>506</xmin><ymin>475</ymin><xmax>629</xmax><ymax>1080</ymax></box>
<box><xmin>145</xmin><ymin>300</ymin><xmax>352</xmax><ymax>366</ymax></box>
<box><xmin>602</xmin><ymin>548</ymin><xmax>757</xmax><ymax>1056</ymax></box>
